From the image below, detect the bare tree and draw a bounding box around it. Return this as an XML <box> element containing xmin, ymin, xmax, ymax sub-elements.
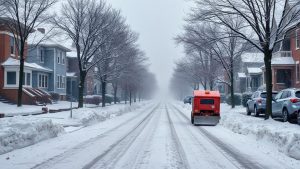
<box><xmin>193</xmin><ymin>0</ymin><xmax>300</xmax><ymax>118</ymax></box>
<box><xmin>176</xmin><ymin>24</ymin><xmax>221</xmax><ymax>91</ymax></box>
<box><xmin>2</xmin><ymin>0</ymin><xmax>57</xmax><ymax>107</ymax></box>
<box><xmin>93</xmin><ymin>12</ymin><xmax>139</xmax><ymax>107</ymax></box>
<box><xmin>53</xmin><ymin>0</ymin><xmax>119</xmax><ymax>108</ymax></box>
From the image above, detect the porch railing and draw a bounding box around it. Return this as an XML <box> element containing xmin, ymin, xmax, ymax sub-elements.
<box><xmin>273</xmin><ymin>51</ymin><xmax>292</xmax><ymax>58</ymax></box>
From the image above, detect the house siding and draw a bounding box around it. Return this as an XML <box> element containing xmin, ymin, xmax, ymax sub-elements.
<box><xmin>27</xmin><ymin>46</ymin><xmax>67</xmax><ymax>98</ymax></box>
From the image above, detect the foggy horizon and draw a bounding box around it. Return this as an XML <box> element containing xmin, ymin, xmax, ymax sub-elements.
<box><xmin>108</xmin><ymin>0</ymin><xmax>192</xmax><ymax>94</ymax></box>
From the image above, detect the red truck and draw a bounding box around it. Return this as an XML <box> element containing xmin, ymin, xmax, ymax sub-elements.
<box><xmin>191</xmin><ymin>90</ymin><xmax>221</xmax><ymax>126</ymax></box>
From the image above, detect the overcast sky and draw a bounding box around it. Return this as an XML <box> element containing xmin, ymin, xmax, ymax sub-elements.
<box><xmin>108</xmin><ymin>0</ymin><xmax>192</xmax><ymax>93</ymax></box>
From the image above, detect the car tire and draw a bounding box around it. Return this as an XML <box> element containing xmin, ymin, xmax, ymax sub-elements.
<box><xmin>254</xmin><ymin>106</ymin><xmax>259</xmax><ymax>117</ymax></box>
<box><xmin>246</xmin><ymin>105</ymin><xmax>251</xmax><ymax>116</ymax></box>
<box><xmin>282</xmin><ymin>108</ymin><xmax>289</xmax><ymax>122</ymax></box>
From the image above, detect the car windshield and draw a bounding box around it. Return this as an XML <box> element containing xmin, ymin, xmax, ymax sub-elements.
<box><xmin>260</xmin><ymin>92</ymin><xmax>277</xmax><ymax>98</ymax></box>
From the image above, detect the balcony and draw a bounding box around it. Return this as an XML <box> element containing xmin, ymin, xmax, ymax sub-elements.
<box><xmin>273</xmin><ymin>51</ymin><xmax>292</xmax><ymax>58</ymax></box>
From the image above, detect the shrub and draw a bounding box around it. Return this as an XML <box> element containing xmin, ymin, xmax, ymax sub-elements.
<box><xmin>226</xmin><ymin>93</ymin><xmax>242</xmax><ymax>106</ymax></box>
<box><xmin>242</xmin><ymin>92</ymin><xmax>253</xmax><ymax>107</ymax></box>
<box><xmin>50</xmin><ymin>92</ymin><xmax>60</xmax><ymax>102</ymax></box>
<box><xmin>105</xmin><ymin>95</ymin><xmax>113</xmax><ymax>104</ymax></box>
<box><xmin>84</xmin><ymin>95</ymin><xmax>101</xmax><ymax>105</ymax></box>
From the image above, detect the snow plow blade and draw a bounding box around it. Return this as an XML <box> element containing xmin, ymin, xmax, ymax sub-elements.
<box><xmin>193</xmin><ymin>116</ymin><xmax>220</xmax><ymax>126</ymax></box>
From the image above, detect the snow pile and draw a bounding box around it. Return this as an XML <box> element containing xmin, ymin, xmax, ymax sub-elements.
<box><xmin>220</xmin><ymin>105</ymin><xmax>300</xmax><ymax>160</ymax></box>
<box><xmin>71</xmin><ymin>102</ymin><xmax>148</xmax><ymax>126</ymax></box>
<box><xmin>0</xmin><ymin>117</ymin><xmax>64</xmax><ymax>155</ymax></box>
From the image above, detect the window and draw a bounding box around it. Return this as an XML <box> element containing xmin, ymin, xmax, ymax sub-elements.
<box><xmin>57</xmin><ymin>75</ymin><xmax>60</xmax><ymax>88</ymax></box>
<box><xmin>62</xmin><ymin>76</ymin><xmax>66</xmax><ymax>88</ymax></box>
<box><xmin>62</xmin><ymin>53</ymin><xmax>65</xmax><ymax>65</ymax></box>
<box><xmin>296</xmin><ymin>29</ymin><xmax>300</xmax><ymax>49</ymax></box>
<box><xmin>275</xmin><ymin>92</ymin><xmax>282</xmax><ymax>100</ymax></box>
<box><xmin>40</xmin><ymin>50</ymin><xmax>44</xmax><ymax>63</ymax></box>
<box><xmin>38</xmin><ymin>74</ymin><xmax>48</xmax><ymax>88</ymax></box>
<box><xmin>7</xmin><ymin>72</ymin><xmax>16</xmax><ymax>85</ymax></box>
<box><xmin>200</xmin><ymin>99</ymin><xmax>214</xmax><ymax>105</ymax></box>
<box><xmin>22</xmin><ymin>73</ymin><xmax>31</xmax><ymax>86</ymax></box>
<box><xmin>26</xmin><ymin>73</ymin><xmax>31</xmax><ymax>86</ymax></box>
<box><xmin>10</xmin><ymin>36</ymin><xmax>15</xmax><ymax>55</ymax></box>
<box><xmin>57</xmin><ymin>53</ymin><xmax>60</xmax><ymax>64</ymax></box>
<box><xmin>296</xmin><ymin>91</ymin><xmax>300</xmax><ymax>98</ymax></box>
<box><xmin>277</xmin><ymin>69</ymin><xmax>291</xmax><ymax>84</ymax></box>
<box><xmin>56</xmin><ymin>75</ymin><xmax>66</xmax><ymax>89</ymax></box>
<box><xmin>281</xmin><ymin>91</ymin><xmax>291</xmax><ymax>99</ymax></box>
<box><xmin>261</xmin><ymin>92</ymin><xmax>278</xmax><ymax>98</ymax></box>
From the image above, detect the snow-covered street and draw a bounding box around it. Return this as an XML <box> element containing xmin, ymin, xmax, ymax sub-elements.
<box><xmin>1</xmin><ymin>102</ymin><xmax>300</xmax><ymax>169</ymax></box>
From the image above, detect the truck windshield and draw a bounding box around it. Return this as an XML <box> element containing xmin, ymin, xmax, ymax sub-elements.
<box><xmin>200</xmin><ymin>99</ymin><xmax>214</xmax><ymax>104</ymax></box>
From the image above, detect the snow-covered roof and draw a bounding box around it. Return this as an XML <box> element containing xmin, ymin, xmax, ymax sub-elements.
<box><xmin>28</xmin><ymin>30</ymin><xmax>71</xmax><ymax>52</ymax></box>
<box><xmin>2</xmin><ymin>58</ymin><xmax>53</xmax><ymax>72</ymax></box>
<box><xmin>247</xmin><ymin>67</ymin><xmax>262</xmax><ymax>74</ymax></box>
<box><xmin>66</xmin><ymin>72</ymin><xmax>77</xmax><ymax>77</ymax></box>
<box><xmin>67</xmin><ymin>50</ymin><xmax>77</xmax><ymax>58</ymax></box>
<box><xmin>271</xmin><ymin>57</ymin><xmax>295</xmax><ymax>65</ymax></box>
<box><xmin>241</xmin><ymin>53</ymin><xmax>264</xmax><ymax>63</ymax></box>
<box><xmin>238</xmin><ymin>73</ymin><xmax>246</xmax><ymax>78</ymax></box>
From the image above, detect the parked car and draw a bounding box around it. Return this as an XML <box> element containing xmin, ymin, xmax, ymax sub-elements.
<box><xmin>272</xmin><ymin>88</ymin><xmax>300</xmax><ymax>122</ymax></box>
<box><xmin>183</xmin><ymin>96</ymin><xmax>192</xmax><ymax>104</ymax></box>
<box><xmin>246</xmin><ymin>91</ymin><xmax>278</xmax><ymax>117</ymax></box>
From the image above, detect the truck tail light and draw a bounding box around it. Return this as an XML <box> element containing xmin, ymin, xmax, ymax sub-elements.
<box><xmin>290</xmin><ymin>98</ymin><xmax>300</xmax><ymax>103</ymax></box>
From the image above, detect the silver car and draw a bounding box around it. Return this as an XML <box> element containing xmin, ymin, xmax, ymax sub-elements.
<box><xmin>272</xmin><ymin>88</ymin><xmax>300</xmax><ymax>122</ymax></box>
<box><xmin>247</xmin><ymin>91</ymin><xmax>278</xmax><ymax>117</ymax></box>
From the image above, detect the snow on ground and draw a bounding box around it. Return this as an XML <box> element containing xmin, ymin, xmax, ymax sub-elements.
<box><xmin>0</xmin><ymin>101</ymin><xmax>83</xmax><ymax>116</ymax></box>
<box><xmin>35</xmin><ymin>102</ymin><xmax>149</xmax><ymax>127</ymax></box>
<box><xmin>0</xmin><ymin>101</ymin><xmax>149</xmax><ymax>155</ymax></box>
<box><xmin>0</xmin><ymin>102</ymin><xmax>156</xmax><ymax>169</ymax></box>
<box><xmin>178</xmin><ymin>102</ymin><xmax>300</xmax><ymax>161</ymax></box>
<box><xmin>0</xmin><ymin>117</ymin><xmax>64</xmax><ymax>155</ymax></box>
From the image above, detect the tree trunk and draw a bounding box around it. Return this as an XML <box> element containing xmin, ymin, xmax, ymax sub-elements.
<box><xmin>125</xmin><ymin>88</ymin><xmax>127</xmax><ymax>104</ymax></box>
<box><xmin>230</xmin><ymin>69</ymin><xmax>235</xmax><ymax>108</ymax></box>
<box><xmin>78</xmin><ymin>71</ymin><xmax>87</xmax><ymax>108</ymax></box>
<box><xmin>113</xmin><ymin>84</ymin><xmax>118</xmax><ymax>104</ymax></box>
<box><xmin>129</xmin><ymin>90</ymin><xmax>132</xmax><ymax>106</ymax></box>
<box><xmin>134</xmin><ymin>92</ymin><xmax>136</xmax><ymax>103</ymax></box>
<box><xmin>264</xmin><ymin>50</ymin><xmax>273</xmax><ymax>119</ymax></box>
<box><xmin>17</xmin><ymin>56</ymin><xmax>25</xmax><ymax>107</ymax></box>
<box><xmin>101</xmin><ymin>80</ymin><xmax>106</xmax><ymax>107</ymax></box>
<box><xmin>139</xmin><ymin>92</ymin><xmax>141</xmax><ymax>102</ymax></box>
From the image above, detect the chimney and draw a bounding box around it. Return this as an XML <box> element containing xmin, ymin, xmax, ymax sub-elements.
<box><xmin>37</xmin><ymin>28</ymin><xmax>45</xmax><ymax>34</ymax></box>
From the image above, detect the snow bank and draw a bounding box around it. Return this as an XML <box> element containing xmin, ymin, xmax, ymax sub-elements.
<box><xmin>220</xmin><ymin>104</ymin><xmax>300</xmax><ymax>160</ymax></box>
<box><xmin>70</xmin><ymin>102</ymin><xmax>147</xmax><ymax>126</ymax></box>
<box><xmin>0</xmin><ymin>117</ymin><xmax>64</xmax><ymax>155</ymax></box>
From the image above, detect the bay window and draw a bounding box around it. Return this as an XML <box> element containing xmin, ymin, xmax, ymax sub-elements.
<box><xmin>5</xmin><ymin>69</ymin><xmax>32</xmax><ymax>87</ymax></box>
<box><xmin>7</xmin><ymin>72</ymin><xmax>16</xmax><ymax>85</ymax></box>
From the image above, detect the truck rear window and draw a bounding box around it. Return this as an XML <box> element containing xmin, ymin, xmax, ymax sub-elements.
<box><xmin>200</xmin><ymin>99</ymin><xmax>214</xmax><ymax>105</ymax></box>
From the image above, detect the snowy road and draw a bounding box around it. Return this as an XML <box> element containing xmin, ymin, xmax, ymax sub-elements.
<box><xmin>1</xmin><ymin>102</ymin><xmax>298</xmax><ymax>169</ymax></box>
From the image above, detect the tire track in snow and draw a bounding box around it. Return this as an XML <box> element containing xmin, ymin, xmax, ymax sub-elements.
<box><xmin>82</xmin><ymin>104</ymin><xmax>159</xmax><ymax>169</ymax></box>
<box><xmin>171</xmin><ymin>104</ymin><xmax>265</xmax><ymax>169</ymax></box>
<box><xmin>31</xmin><ymin>103</ymin><xmax>159</xmax><ymax>169</ymax></box>
<box><xmin>165</xmin><ymin>105</ymin><xmax>190</xmax><ymax>169</ymax></box>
